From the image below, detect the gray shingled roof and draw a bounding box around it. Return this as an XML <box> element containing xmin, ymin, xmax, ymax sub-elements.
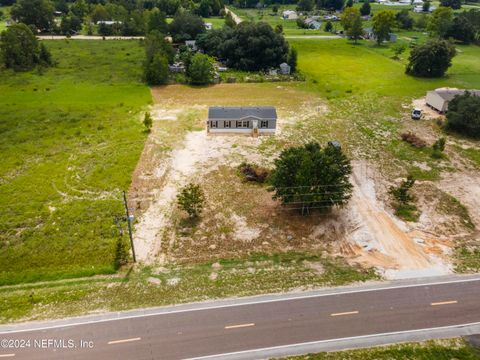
<box><xmin>433</xmin><ymin>88</ymin><xmax>480</xmax><ymax>101</ymax></box>
<box><xmin>208</xmin><ymin>106</ymin><xmax>277</xmax><ymax>120</ymax></box>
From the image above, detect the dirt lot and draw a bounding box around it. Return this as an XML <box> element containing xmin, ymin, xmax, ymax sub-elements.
<box><xmin>129</xmin><ymin>84</ymin><xmax>478</xmax><ymax>279</ymax></box>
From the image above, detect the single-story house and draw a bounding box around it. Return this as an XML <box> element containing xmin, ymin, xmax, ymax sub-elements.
<box><xmin>426</xmin><ymin>88</ymin><xmax>480</xmax><ymax>113</ymax></box>
<box><xmin>305</xmin><ymin>18</ymin><xmax>322</xmax><ymax>29</ymax></box>
<box><xmin>412</xmin><ymin>0</ymin><xmax>424</xmax><ymax>4</ymax></box>
<box><xmin>282</xmin><ymin>10</ymin><xmax>298</xmax><ymax>20</ymax></box>
<box><xmin>207</xmin><ymin>106</ymin><xmax>277</xmax><ymax>135</ymax></box>
<box><xmin>96</xmin><ymin>20</ymin><xmax>122</xmax><ymax>25</ymax></box>
<box><xmin>279</xmin><ymin>62</ymin><xmax>291</xmax><ymax>75</ymax></box>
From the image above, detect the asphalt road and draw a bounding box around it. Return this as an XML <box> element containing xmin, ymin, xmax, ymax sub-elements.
<box><xmin>1</xmin><ymin>276</ymin><xmax>479</xmax><ymax>359</ymax></box>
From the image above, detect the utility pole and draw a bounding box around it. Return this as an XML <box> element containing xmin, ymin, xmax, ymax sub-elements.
<box><xmin>123</xmin><ymin>191</ymin><xmax>136</xmax><ymax>263</ymax></box>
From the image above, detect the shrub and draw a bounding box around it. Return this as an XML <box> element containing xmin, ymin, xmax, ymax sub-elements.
<box><xmin>238</xmin><ymin>162</ymin><xmax>269</xmax><ymax>183</ymax></box>
<box><xmin>431</xmin><ymin>137</ymin><xmax>446</xmax><ymax>158</ymax></box>
<box><xmin>401</xmin><ymin>132</ymin><xmax>427</xmax><ymax>148</ymax></box>
<box><xmin>177</xmin><ymin>183</ymin><xmax>205</xmax><ymax>218</ymax></box>
<box><xmin>389</xmin><ymin>176</ymin><xmax>419</xmax><ymax>221</ymax></box>
<box><xmin>143</xmin><ymin>112</ymin><xmax>153</xmax><ymax>132</ymax></box>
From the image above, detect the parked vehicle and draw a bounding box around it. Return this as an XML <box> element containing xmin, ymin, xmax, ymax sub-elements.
<box><xmin>411</xmin><ymin>108</ymin><xmax>422</xmax><ymax>120</ymax></box>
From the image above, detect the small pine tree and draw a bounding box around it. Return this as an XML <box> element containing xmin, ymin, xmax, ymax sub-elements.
<box><xmin>177</xmin><ymin>183</ymin><xmax>205</xmax><ymax>218</ymax></box>
<box><xmin>360</xmin><ymin>1</ymin><xmax>371</xmax><ymax>16</ymax></box>
<box><xmin>389</xmin><ymin>176</ymin><xmax>415</xmax><ymax>205</ymax></box>
<box><xmin>143</xmin><ymin>112</ymin><xmax>153</xmax><ymax>132</ymax></box>
<box><xmin>287</xmin><ymin>47</ymin><xmax>297</xmax><ymax>73</ymax></box>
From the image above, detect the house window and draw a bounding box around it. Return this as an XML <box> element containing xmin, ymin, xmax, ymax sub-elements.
<box><xmin>236</xmin><ymin>120</ymin><xmax>249</xmax><ymax>128</ymax></box>
<box><xmin>260</xmin><ymin>120</ymin><xmax>268</xmax><ymax>128</ymax></box>
<box><xmin>211</xmin><ymin>121</ymin><xmax>218</xmax><ymax>128</ymax></box>
<box><xmin>224</xmin><ymin>121</ymin><xmax>231</xmax><ymax>128</ymax></box>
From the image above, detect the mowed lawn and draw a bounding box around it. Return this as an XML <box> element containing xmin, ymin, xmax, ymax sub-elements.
<box><xmin>290</xmin><ymin>39</ymin><xmax>480</xmax><ymax>99</ymax></box>
<box><xmin>0</xmin><ymin>40</ymin><xmax>151</xmax><ymax>285</ymax></box>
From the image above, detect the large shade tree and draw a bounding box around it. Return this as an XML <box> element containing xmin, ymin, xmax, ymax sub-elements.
<box><xmin>372</xmin><ymin>10</ymin><xmax>396</xmax><ymax>45</ymax></box>
<box><xmin>446</xmin><ymin>92</ymin><xmax>480</xmax><ymax>138</ymax></box>
<box><xmin>269</xmin><ymin>142</ymin><xmax>353</xmax><ymax>215</ymax></box>
<box><xmin>406</xmin><ymin>39</ymin><xmax>456</xmax><ymax>77</ymax></box>
<box><xmin>11</xmin><ymin>0</ymin><xmax>55</xmax><ymax>32</ymax></box>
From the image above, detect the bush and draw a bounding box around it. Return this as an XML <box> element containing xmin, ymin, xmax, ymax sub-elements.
<box><xmin>177</xmin><ymin>183</ymin><xmax>205</xmax><ymax>218</ymax></box>
<box><xmin>143</xmin><ymin>112</ymin><xmax>153</xmax><ymax>132</ymax></box>
<box><xmin>238</xmin><ymin>162</ymin><xmax>269</xmax><ymax>183</ymax></box>
<box><xmin>446</xmin><ymin>92</ymin><xmax>480</xmax><ymax>138</ymax></box>
<box><xmin>389</xmin><ymin>176</ymin><xmax>419</xmax><ymax>221</ymax></box>
<box><xmin>401</xmin><ymin>132</ymin><xmax>427</xmax><ymax>148</ymax></box>
<box><xmin>431</xmin><ymin>137</ymin><xmax>446</xmax><ymax>158</ymax></box>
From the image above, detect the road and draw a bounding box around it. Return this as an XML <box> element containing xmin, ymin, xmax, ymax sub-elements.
<box><xmin>1</xmin><ymin>276</ymin><xmax>479</xmax><ymax>359</ymax></box>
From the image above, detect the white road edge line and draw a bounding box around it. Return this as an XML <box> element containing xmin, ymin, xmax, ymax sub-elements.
<box><xmin>431</xmin><ymin>300</ymin><xmax>458</xmax><ymax>306</ymax></box>
<box><xmin>2</xmin><ymin>277</ymin><xmax>479</xmax><ymax>334</ymax></box>
<box><xmin>107</xmin><ymin>337</ymin><xmax>141</xmax><ymax>345</ymax></box>
<box><xmin>182</xmin><ymin>321</ymin><xmax>480</xmax><ymax>360</ymax></box>
<box><xmin>0</xmin><ymin>355</ymin><xmax>15</xmax><ymax>358</ymax></box>
<box><xmin>330</xmin><ymin>311</ymin><xmax>359</xmax><ymax>317</ymax></box>
<box><xmin>225</xmin><ymin>323</ymin><xmax>255</xmax><ymax>329</ymax></box>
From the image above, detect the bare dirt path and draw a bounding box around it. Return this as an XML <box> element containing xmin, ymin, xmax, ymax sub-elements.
<box><xmin>343</xmin><ymin>163</ymin><xmax>451</xmax><ymax>279</ymax></box>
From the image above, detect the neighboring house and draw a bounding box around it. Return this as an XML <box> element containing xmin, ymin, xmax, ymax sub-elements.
<box><xmin>205</xmin><ymin>23</ymin><xmax>213</xmax><ymax>30</ymax></box>
<box><xmin>282</xmin><ymin>10</ymin><xmax>298</xmax><ymax>20</ymax></box>
<box><xmin>414</xmin><ymin>5</ymin><xmax>435</xmax><ymax>12</ymax></box>
<box><xmin>54</xmin><ymin>11</ymin><xmax>63</xmax><ymax>17</ymax></box>
<box><xmin>207</xmin><ymin>106</ymin><xmax>277</xmax><ymax>135</ymax></box>
<box><xmin>412</xmin><ymin>0</ymin><xmax>424</xmax><ymax>4</ymax></box>
<box><xmin>96</xmin><ymin>20</ymin><xmax>122</xmax><ymax>25</ymax></box>
<box><xmin>426</xmin><ymin>88</ymin><xmax>480</xmax><ymax>113</ymax></box>
<box><xmin>169</xmin><ymin>62</ymin><xmax>185</xmax><ymax>73</ymax></box>
<box><xmin>185</xmin><ymin>40</ymin><xmax>197</xmax><ymax>51</ymax></box>
<box><xmin>305</xmin><ymin>18</ymin><xmax>322</xmax><ymax>29</ymax></box>
<box><xmin>279</xmin><ymin>62</ymin><xmax>291</xmax><ymax>75</ymax></box>
<box><xmin>363</xmin><ymin>27</ymin><xmax>397</xmax><ymax>42</ymax></box>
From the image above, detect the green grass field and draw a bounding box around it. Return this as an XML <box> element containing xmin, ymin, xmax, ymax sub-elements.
<box><xmin>0</xmin><ymin>40</ymin><xmax>151</xmax><ymax>285</ymax></box>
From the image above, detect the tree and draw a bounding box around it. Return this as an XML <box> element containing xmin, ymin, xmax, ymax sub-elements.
<box><xmin>406</xmin><ymin>39</ymin><xmax>456</xmax><ymax>77</ymax></box>
<box><xmin>197</xmin><ymin>27</ymin><xmax>233</xmax><ymax>58</ymax></box>
<box><xmin>396</xmin><ymin>9</ymin><xmax>414</xmax><ymax>30</ymax></box>
<box><xmin>147</xmin><ymin>8</ymin><xmax>168</xmax><ymax>34</ymax></box>
<box><xmin>187</xmin><ymin>53</ymin><xmax>215</xmax><ymax>85</ymax></box>
<box><xmin>144</xmin><ymin>30</ymin><xmax>174</xmax><ymax>64</ymax></box>
<box><xmin>297</xmin><ymin>0</ymin><xmax>315</xmax><ymax>11</ymax></box>
<box><xmin>143</xmin><ymin>112</ymin><xmax>153</xmax><ymax>132</ymax></box>
<box><xmin>446</xmin><ymin>92</ymin><xmax>480</xmax><ymax>138</ymax></box>
<box><xmin>272</xmin><ymin>4</ymin><xmax>279</xmax><ymax>13</ymax></box>
<box><xmin>144</xmin><ymin>53</ymin><xmax>169</xmax><ymax>85</ymax></box>
<box><xmin>220</xmin><ymin>22</ymin><xmax>289</xmax><ymax>71</ymax></box>
<box><xmin>415</xmin><ymin>14</ymin><xmax>428</xmax><ymax>30</ymax></box>
<box><xmin>0</xmin><ymin>23</ymin><xmax>52</xmax><ymax>71</ymax></box>
<box><xmin>345</xmin><ymin>0</ymin><xmax>354</xmax><ymax>7</ymax></box>
<box><xmin>11</xmin><ymin>0</ymin><xmax>55</xmax><ymax>32</ymax></box>
<box><xmin>391</xmin><ymin>43</ymin><xmax>406</xmax><ymax>60</ymax></box>
<box><xmin>60</xmin><ymin>14</ymin><xmax>83</xmax><ymax>35</ymax></box>
<box><xmin>268</xmin><ymin>142</ymin><xmax>353</xmax><ymax>215</ymax></box>
<box><xmin>225</xmin><ymin>12</ymin><xmax>237</xmax><ymax>28</ymax></box>
<box><xmin>325</xmin><ymin>20</ymin><xmax>333</xmax><ymax>32</ymax></box>
<box><xmin>90</xmin><ymin>4</ymin><xmax>109</xmax><ymax>23</ymax></box>
<box><xmin>427</xmin><ymin>6</ymin><xmax>453</xmax><ymax>38</ymax></box>
<box><xmin>341</xmin><ymin>7</ymin><xmax>363</xmax><ymax>43</ymax></box>
<box><xmin>317</xmin><ymin>0</ymin><xmax>344</xmax><ymax>11</ymax></box>
<box><xmin>169</xmin><ymin>12</ymin><xmax>205</xmax><ymax>42</ymax></box>
<box><xmin>177</xmin><ymin>183</ymin><xmax>205</xmax><ymax>218</ymax></box>
<box><xmin>422</xmin><ymin>0</ymin><xmax>431</xmax><ymax>12</ymax></box>
<box><xmin>447</xmin><ymin>12</ymin><xmax>476</xmax><ymax>44</ymax></box>
<box><xmin>440</xmin><ymin>0</ymin><xmax>461</xmax><ymax>10</ymax></box>
<box><xmin>360</xmin><ymin>1</ymin><xmax>371</xmax><ymax>16</ymax></box>
<box><xmin>372</xmin><ymin>10</ymin><xmax>396</xmax><ymax>45</ymax></box>
<box><xmin>389</xmin><ymin>176</ymin><xmax>415</xmax><ymax>205</ymax></box>
<box><xmin>287</xmin><ymin>46</ymin><xmax>297</xmax><ymax>73</ymax></box>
